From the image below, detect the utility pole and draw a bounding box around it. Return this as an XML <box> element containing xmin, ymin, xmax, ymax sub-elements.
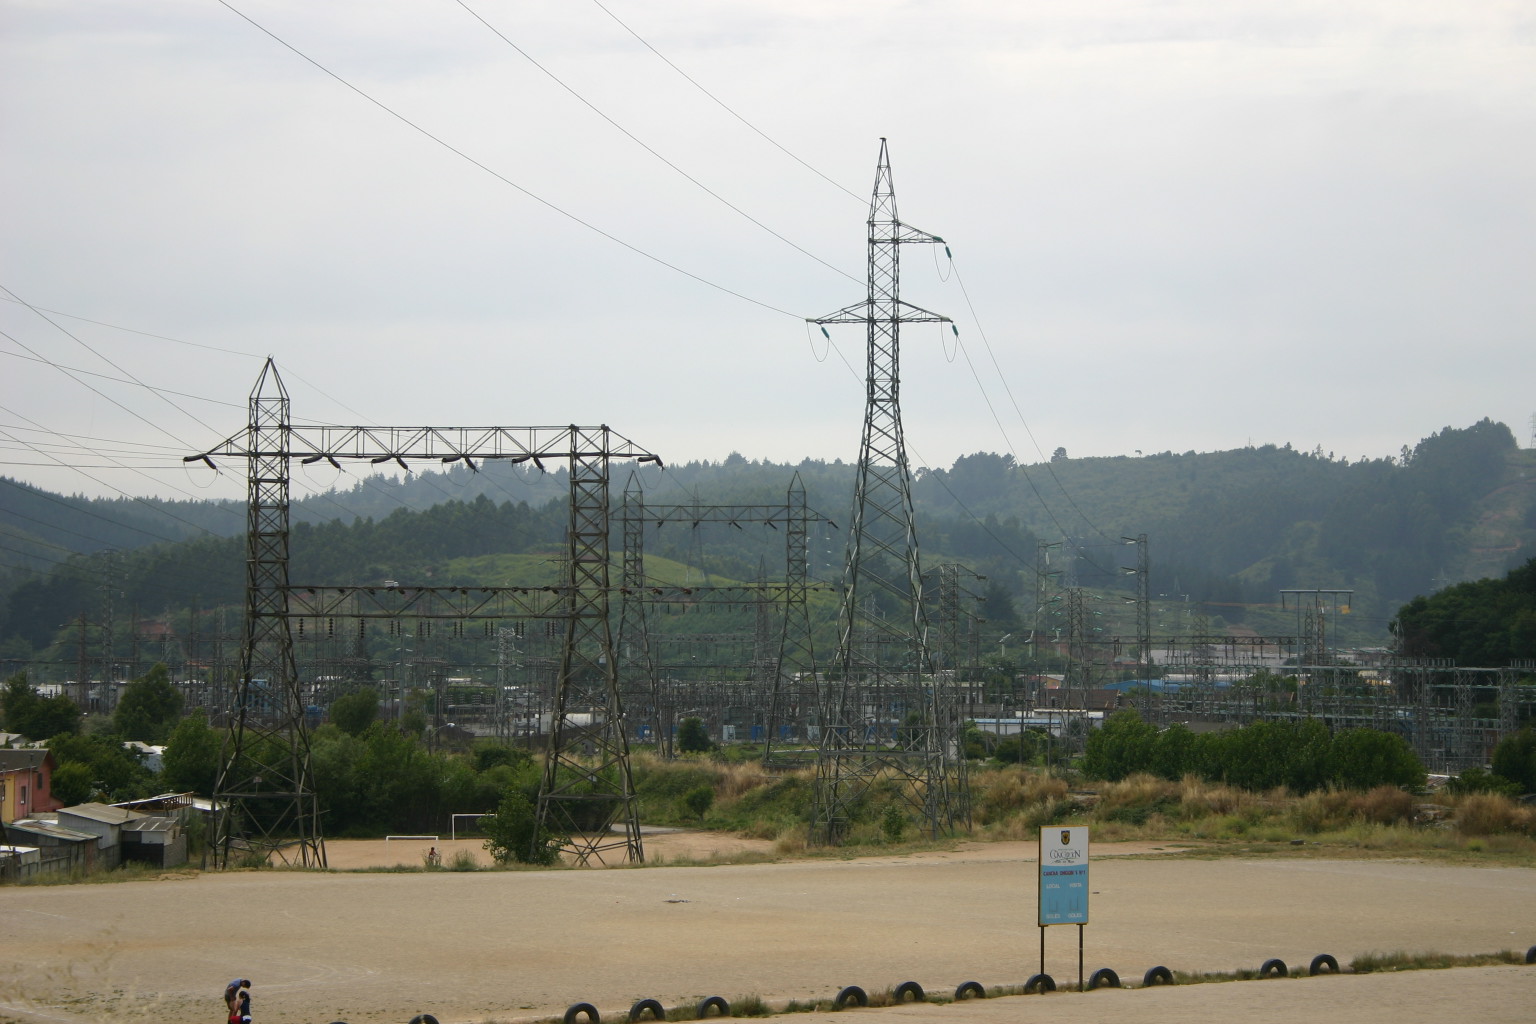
<box><xmin>1121</xmin><ymin>534</ymin><xmax>1151</xmax><ymax>720</ymax></box>
<box><xmin>807</xmin><ymin>140</ymin><xmax>966</xmax><ymax>843</ymax></box>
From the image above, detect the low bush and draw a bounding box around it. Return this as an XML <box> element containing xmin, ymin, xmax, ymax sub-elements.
<box><xmin>1449</xmin><ymin>793</ymin><xmax>1536</xmax><ymax>837</ymax></box>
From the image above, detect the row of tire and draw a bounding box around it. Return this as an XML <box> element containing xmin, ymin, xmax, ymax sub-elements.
<box><xmin>399</xmin><ymin>946</ymin><xmax>1536</xmax><ymax>1024</ymax></box>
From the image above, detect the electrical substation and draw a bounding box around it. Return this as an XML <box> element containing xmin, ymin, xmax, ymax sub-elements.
<box><xmin>156</xmin><ymin>143</ymin><xmax>1531</xmax><ymax>868</ymax></box>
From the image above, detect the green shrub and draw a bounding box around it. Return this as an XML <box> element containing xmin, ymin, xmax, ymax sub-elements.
<box><xmin>1446</xmin><ymin>766</ymin><xmax>1522</xmax><ymax>797</ymax></box>
<box><xmin>881</xmin><ymin>803</ymin><xmax>907</xmax><ymax>843</ymax></box>
<box><xmin>683</xmin><ymin>784</ymin><xmax>715</xmax><ymax>821</ymax></box>
<box><xmin>481</xmin><ymin>790</ymin><xmax>560</xmax><ymax>865</ymax></box>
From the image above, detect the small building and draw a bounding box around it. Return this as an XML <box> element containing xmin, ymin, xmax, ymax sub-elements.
<box><xmin>2</xmin><ymin>818</ymin><xmax>97</xmax><ymax>874</ymax></box>
<box><xmin>0</xmin><ymin>748</ymin><xmax>63</xmax><ymax>823</ymax></box>
<box><xmin>0</xmin><ymin>843</ymin><xmax>43</xmax><ymax>882</ymax></box>
<box><xmin>122</xmin><ymin>741</ymin><xmax>166</xmax><ymax>773</ymax></box>
<box><xmin>57</xmin><ymin>802</ymin><xmax>149</xmax><ymax>871</ymax></box>
<box><xmin>120</xmin><ymin>815</ymin><xmax>187</xmax><ymax>868</ymax></box>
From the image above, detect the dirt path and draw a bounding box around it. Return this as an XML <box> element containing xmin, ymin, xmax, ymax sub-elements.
<box><xmin>2</xmin><ymin>839</ymin><xmax>1532</xmax><ymax>1024</ymax></box>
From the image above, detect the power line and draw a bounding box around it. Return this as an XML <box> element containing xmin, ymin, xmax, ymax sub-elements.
<box><xmin>0</xmin><ymin>412</ymin><xmax>231</xmax><ymax>535</ymax></box>
<box><xmin>588</xmin><ymin>0</ymin><xmax>865</xmax><ymax>205</ymax></box>
<box><xmin>1</xmin><ymin>284</ymin><xmax>224</xmax><ymax>438</ymax></box>
<box><xmin>214</xmin><ymin>0</ymin><xmax>805</xmax><ymax>320</ymax></box>
<box><xmin>0</xmin><ymin>346</ymin><xmax>246</xmax><ymax>411</ymax></box>
<box><xmin>0</xmin><ymin>295</ymin><xmax>259</xmax><ymax>358</ymax></box>
<box><xmin>454</xmin><ymin>0</ymin><xmax>858</xmax><ymax>285</ymax></box>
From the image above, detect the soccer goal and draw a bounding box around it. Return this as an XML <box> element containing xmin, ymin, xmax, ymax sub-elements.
<box><xmin>451</xmin><ymin>813</ymin><xmax>492</xmax><ymax>841</ymax></box>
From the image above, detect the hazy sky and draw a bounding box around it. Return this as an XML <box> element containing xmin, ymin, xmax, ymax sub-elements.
<box><xmin>2</xmin><ymin>1</ymin><xmax>1533</xmax><ymax>505</ymax></box>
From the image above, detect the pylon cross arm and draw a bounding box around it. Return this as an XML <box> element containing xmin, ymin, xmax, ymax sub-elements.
<box><xmin>188</xmin><ymin>424</ymin><xmax>660</xmax><ymax>467</ymax></box>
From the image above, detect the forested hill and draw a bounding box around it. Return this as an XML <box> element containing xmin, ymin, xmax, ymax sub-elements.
<box><xmin>916</xmin><ymin>418</ymin><xmax>1536</xmax><ymax>613</ymax></box>
<box><xmin>1</xmin><ymin>419</ymin><xmax>1532</xmax><ymax>658</ymax></box>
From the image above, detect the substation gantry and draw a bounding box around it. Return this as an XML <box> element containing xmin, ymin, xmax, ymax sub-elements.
<box><xmin>616</xmin><ymin>472</ymin><xmax>827</xmax><ymax>762</ymax></box>
<box><xmin>807</xmin><ymin>139</ymin><xmax>969</xmax><ymax>843</ymax></box>
<box><xmin>190</xmin><ymin>358</ymin><xmax>661</xmax><ymax>867</ymax></box>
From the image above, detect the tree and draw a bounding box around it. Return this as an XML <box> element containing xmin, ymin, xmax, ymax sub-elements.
<box><xmin>1326</xmin><ymin>729</ymin><xmax>1425</xmax><ymax>791</ymax></box>
<box><xmin>2</xmin><ymin>672</ymin><xmax>81</xmax><ymax>740</ymax></box>
<box><xmin>1490</xmin><ymin>727</ymin><xmax>1536</xmax><ymax>793</ymax></box>
<box><xmin>481</xmin><ymin>789</ymin><xmax>559</xmax><ymax>865</ymax></box>
<box><xmin>49</xmin><ymin>761</ymin><xmax>95</xmax><ymax>805</ymax></box>
<box><xmin>114</xmin><ymin>663</ymin><xmax>183</xmax><ymax>743</ymax></box>
<box><xmin>47</xmin><ymin>732</ymin><xmax>153</xmax><ymax>801</ymax></box>
<box><xmin>161</xmin><ymin>711</ymin><xmax>223</xmax><ymax>796</ymax></box>
<box><xmin>677</xmin><ymin>716</ymin><xmax>712</xmax><ymax>754</ymax></box>
<box><xmin>330</xmin><ymin>687</ymin><xmax>380</xmax><ymax>737</ymax></box>
<box><xmin>1082</xmin><ymin>710</ymin><xmax>1157</xmax><ymax>781</ymax></box>
<box><xmin>682</xmin><ymin>784</ymin><xmax>714</xmax><ymax>821</ymax></box>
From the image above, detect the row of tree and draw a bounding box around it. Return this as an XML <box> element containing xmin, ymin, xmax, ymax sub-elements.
<box><xmin>1391</xmin><ymin>556</ymin><xmax>1536</xmax><ymax>665</ymax></box>
<box><xmin>1081</xmin><ymin>711</ymin><xmax>1426</xmax><ymax>792</ymax></box>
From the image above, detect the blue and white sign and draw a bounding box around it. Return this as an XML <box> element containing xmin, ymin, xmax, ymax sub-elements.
<box><xmin>1038</xmin><ymin>825</ymin><xmax>1089</xmax><ymax>926</ymax></box>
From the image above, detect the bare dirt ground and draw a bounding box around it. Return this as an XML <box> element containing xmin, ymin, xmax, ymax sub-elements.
<box><xmin>2</xmin><ymin>836</ymin><xmax>1533</xmax><ymax>1024</ymax></box>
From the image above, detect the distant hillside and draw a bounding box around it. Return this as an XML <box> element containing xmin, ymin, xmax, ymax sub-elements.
<box><xmin>2</xmin><ymin>419</ymin><xmax>1532</xmax><ymax>663</ymax></box>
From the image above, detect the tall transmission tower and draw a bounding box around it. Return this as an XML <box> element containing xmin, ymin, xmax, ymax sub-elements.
<box><xmin>807</xmin><ymin>139</ymin><xmax>966</xmax><ymax>843</ymax></box>
<box><xmin>212</xmin><ymin>362</ymin><xmax>325</xmax><ymax>868</ymax></box>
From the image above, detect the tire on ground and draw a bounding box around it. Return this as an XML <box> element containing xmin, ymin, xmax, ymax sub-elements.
<box><xmin>1259</xmin><ymin>959</ymin><xmax>1288</xmax><ymax>979</ymax></box>
<box><xmin>1309</xmin><ymin>954</ymin><xmax>1339</xmax><ymax>976</ymax></box>
<box><xmin>629</xmin><ymin>1000</ymin><xmax>666</xmax><ymax>1022</ymax></box>
<box><xmin>564</xmin><ymin>1004</ymin><xmax>600</xmax><ymax>1024</ymax></box>
<box><xmin>833</xmin><ymin>986</ymin><xmax>868</xmax><ymax>1009</ymax></box>
<box><xmin>1087</xmin><ymin>968</ymin><xmax>1120</xmax><ymax>990</ymax></box>
<box><xmin>953</xmin><ymin>982</ymin><xmax>986</xmax><ymax>1001</ymax></box>
<box><xmin>695</xmin><ymin>997</ymin><xmax>730</xmax><ymax>1018</ymax></box>
<box><xmin>1526</xmin><ymin>946</ymin><xmax>1536</xmax><ymax>965</ymax></box>
<box><xmin>410</xmin><ymin>1015</ymin><xmax>440</xmax><ymax>1024</ymax></box>
<box><xmin>1023</xmin><ymin>974</ymin><xmax>1056</xmax><ymax>994</ymax></box>
<box><xmin>892</xmin><ymin>982</ymin><xmax>924</xmax><ymax>1003</ymax></box>
<box><xmin>1142</xmin><ymin>966</ymin><xmax>1174</xmax><ymax>987</ymax></box>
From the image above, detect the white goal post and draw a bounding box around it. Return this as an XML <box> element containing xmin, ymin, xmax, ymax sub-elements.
<box><xmin>451</xmin><ymin>813</ymin><xmax>492</xmax><ymax>841</ymax></box>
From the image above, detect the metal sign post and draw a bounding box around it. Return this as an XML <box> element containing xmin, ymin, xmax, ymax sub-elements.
<box><xmin>1037</xmin><ymin>825</ymin><xmax>1090</xmax><ymax>990</ymax></box>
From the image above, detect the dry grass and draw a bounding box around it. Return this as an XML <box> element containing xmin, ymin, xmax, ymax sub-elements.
<box><xmin>1446</xmin><ymin>793</ymin><xmax>1536</xmax><ymax>837</ymax></box>
<box><xmin>1351</xmin><ymin>949</ymin><xmax>1527</xmax><ymax>972</ymax></box>
<box><xmin>1180</xmin><ymin>776</ymin><xmax>1261</xmax><ymax>819</ymax></box>
<box><xmin>1285</xmin><ymin>786</ymin><xmax>1416</xmax><ymax>834</ymax></box>
<box><xmin>552</xmin><ymin>756</ymin><xmax>1536</xmax><ymax>867</ymax></box>
<box><xmin>971</xmin><ymin>766</ymin><xmax>1070</xmax><ymax>829</ymax></box>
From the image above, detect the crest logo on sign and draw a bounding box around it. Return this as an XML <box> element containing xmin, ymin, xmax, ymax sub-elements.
<box><xmin>1060</xmin><ymin>829</ymin><xmax>1071</xmax><ymax>846</ymax></box>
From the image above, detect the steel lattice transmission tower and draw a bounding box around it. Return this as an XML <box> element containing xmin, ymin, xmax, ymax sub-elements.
<box><xmin>212</xmin><ymin>361</ymin><xmax>325</xmax><ymax>868</ymax></box>
<box><xmin>807</xmin><ymin>139</ymin><xmax>967</xmax><ymax>843</ymax></box>
<box><xmin>195</xmin><ymin>359</ymin><xmax>660</xmax><ymax>868</ymax></box>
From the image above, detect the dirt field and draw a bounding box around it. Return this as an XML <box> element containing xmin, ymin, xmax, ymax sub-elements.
<box><xmin>2</xmin><ymin>836</ymin><xmax>1533</xmax><ymax>1024</ymax></box>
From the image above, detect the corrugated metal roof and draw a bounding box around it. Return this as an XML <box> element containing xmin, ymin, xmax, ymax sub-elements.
<box><xmin>59</xmin><ymin>802</ymin><xmax>146</xmax><ymax>825</ymax></box>
<box><xmin>121</xmin><ymin>817</ymin><xmax>175</xmax><ymax>833</ymax></box>
<box><xmin>5</xmin><ymin>819</ymin><xmax>96</xmax><ymax>842</ymax></box>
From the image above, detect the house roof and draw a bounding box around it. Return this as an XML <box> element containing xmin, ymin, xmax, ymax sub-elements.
<box><xmin>5</xmin><ymin>819</ymin><xmax>96</xmax><ymax>842</ymax></box>
<box><xmin>121</xmin><ymin>817</ymin><xmax>176</xmax><ymax>834</ymax></box>
<box><xmin>59</xmin><ymin>802</ymin><xmax>146</xmax><ymax>825</ymax></box>
<box><xmin>0</xmin><ymin>748</ymin><xmax>54</xmax><ymax>772</ymax></box>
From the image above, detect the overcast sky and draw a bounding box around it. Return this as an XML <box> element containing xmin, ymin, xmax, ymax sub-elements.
<box><xmin>2</xmin><ymin>1</ymin><xmax>1533</xmax><ymax>506</ymax></box>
